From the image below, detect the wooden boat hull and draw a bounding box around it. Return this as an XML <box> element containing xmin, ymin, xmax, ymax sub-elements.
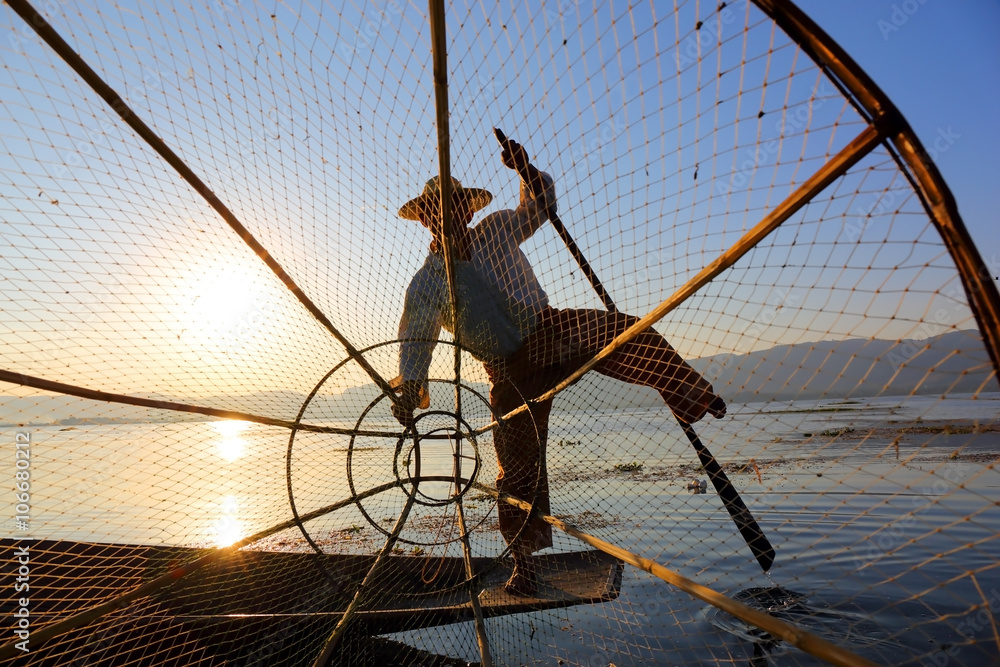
<box><xmin>1</xmin><ymin>539</ymin><xmax>623</xmax><ymax>664</ymax></box>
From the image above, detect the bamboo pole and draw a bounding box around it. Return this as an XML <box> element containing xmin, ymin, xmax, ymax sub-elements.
<box><xmin>455</xmin><ymin>474</ymin><xmax>494</xmax><ymax>666</ymax></box>
<box><xmin>0</xmin><ymin>369</ymin><xmax>407</xmax><ymax>437</ymax></box>
<box><xmin>4</xmin><ymin>0</ymin><xmax>398</xmax><ymax>402</ymax></box>
<box><xmin>427</xmin><ymin>3</ymin><xmax>492</xmax><ymax>663</ymax></box>
<box><xmin>493</xmin><ymin>490</ymin><xmax>880</xmax><ymax>667</ymax></box>
<box><xmin>310</xmin><ymin>493</ymin><xmax>418</xmax><ymax>666</ymax></box>
<box><xmin>0</xmin><ymin>481</ymin><xmax>405</xmax><ymax>660</ymax></box>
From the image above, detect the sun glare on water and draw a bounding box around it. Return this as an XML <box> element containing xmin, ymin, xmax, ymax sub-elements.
<box><xmin>212</xmin><ymin>420</ymin><xmax>249</xmax><ymax>462</ymax></box>
<box><xmin>212</xmin><ymin>495</ymin><xmax>244</xmax><ymax>547</ymax></box>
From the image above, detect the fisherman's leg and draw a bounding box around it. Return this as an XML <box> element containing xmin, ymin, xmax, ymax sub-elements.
<box><xmin>487</xmin><ymin>364</ymin><xmax>554</xmax><ymax>595</ymax></box>
<box><xmin>531</xmin><ymin>308</ymin><xmax>726</xmax><ymax>423</ymax></box>
<box><xmin>491</xmin><ymin>391</ymin><xmax>552</xmax><ymax>551</ymax></box>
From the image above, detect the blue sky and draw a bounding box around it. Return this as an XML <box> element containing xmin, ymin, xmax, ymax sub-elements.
<box><xmin>796</xmin><ymin>0</ymin><xmax>999</xmax><ymax>276</ymax></box>
<box><xmin>2</xmin><ymin>1</ymin><xmax>995</xmax><ymax>397</ymax></box>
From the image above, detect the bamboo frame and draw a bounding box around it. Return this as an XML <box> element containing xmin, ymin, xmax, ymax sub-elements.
<box><xmin>0</xmin><ymin>481</ymin><xmax>405</xmax><ymax>660</ymax></box>
<box><xmin>492</xmin><ymin>490</ymin><xmax>880</xmax><ymax>667</ymax></box>
<box><xmin>427</xmin><ymin>2</ymin><xmax>493</xmax><ymax>663</ymax></box>
<box><xmin>753</xmin><ymin>0</ymin><xmax>1000</xmax><ymax>382</ymax></box>
<box><xmin>0</xmin><ymin>368</ymin><xmax>464</xmax><ymax>440</ymax></box>
<box><xmin>3</xmin><ymin>0</ymin><xmax>399</xmax><ymax>403</ymax></box>
<box><xmin>0</xmin><ymin>369</ymin><xmax>366</xmax><ymax>436</ymax></box>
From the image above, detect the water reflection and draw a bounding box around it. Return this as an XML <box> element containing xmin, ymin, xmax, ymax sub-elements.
<box><xmin>212</xmin><ymin>494</ymin><xmax>244</xmax><ymax>547</ymax></box>
<box><xmin>212</xmin><ymin>419</ymin><xmax>249</xmax><ymax>462</ymax></box>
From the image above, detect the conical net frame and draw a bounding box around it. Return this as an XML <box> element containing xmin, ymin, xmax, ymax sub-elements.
<box><xmin>1</xmin><ymin>0</ymin><xmax>998</xmax><ymax>665</ymax></box>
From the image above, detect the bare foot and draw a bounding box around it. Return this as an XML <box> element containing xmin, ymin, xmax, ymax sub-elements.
<box><xmin>707</xmin><ymin>395</ymin><xmax>727</xmax><ymax>418</ymax></box>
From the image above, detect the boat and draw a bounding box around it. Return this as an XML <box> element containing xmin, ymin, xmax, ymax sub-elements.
<box><xmin>2</xmin><ymin>538</ymin><xmax>622</xmax><ymax>665</ymax></box>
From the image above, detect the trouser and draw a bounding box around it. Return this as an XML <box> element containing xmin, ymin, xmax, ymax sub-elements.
<box><xmin>484</xmin><ymin>307</ymin><xmax>720</xmax><ymax>554</ymax></box>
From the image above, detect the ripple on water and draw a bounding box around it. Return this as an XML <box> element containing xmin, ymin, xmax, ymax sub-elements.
<box><xmin>706</xmin><ymin>586</ymin><xmax>901</xmax><ymax>653</ymax></box>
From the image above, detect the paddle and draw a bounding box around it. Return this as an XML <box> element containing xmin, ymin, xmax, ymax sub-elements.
<box><xmin>680</xmin><ymin>421</ymin><xmax>775</xmax><ymax>570</ymax></box>
<box><xmin>493</xmin><ymin>128</ymin><xmax>775</xmax><ymax>571</ymax></box>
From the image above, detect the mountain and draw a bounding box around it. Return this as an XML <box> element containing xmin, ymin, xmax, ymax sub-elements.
<box><xmin>3</xmin><ymin>330</ymin><xmax>994</xmax><ymax>424</ymax></box>
<box><xmin>691</xmin><ymin>329</ymin><xmax>995</xmax><ymax>403</ymax></box>
<box><xmin>499</xmin><ymin>328</ymin><xmax>995</xmax><ymax>410</ymax></box>
<box><xmin>0</xmin><ymin>394</ymin><xmax>208</xmax><ymax>427</ymax></box>
<box><xmin>312</xmin><ymin>330</ymin><xmax>996</xmax><ymax>413</ymax></box>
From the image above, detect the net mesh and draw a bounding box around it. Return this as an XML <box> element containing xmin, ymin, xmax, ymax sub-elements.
<box><xmin>2</xmin><ymin>1</ymin><xmax>998</xmax><ymax>665</ymax></box>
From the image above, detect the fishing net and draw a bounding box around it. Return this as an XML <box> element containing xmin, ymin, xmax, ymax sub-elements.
<box><xmin>2</xmin><ymin>0</ymin><xmax>998</xmax><ymax>665</ymax></box>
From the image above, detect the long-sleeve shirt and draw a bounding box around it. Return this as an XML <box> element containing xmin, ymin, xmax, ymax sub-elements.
<box><xmin>398</xmin><ymin>173</ymin><xmax>557</xmax><ymax>383</ymax></box>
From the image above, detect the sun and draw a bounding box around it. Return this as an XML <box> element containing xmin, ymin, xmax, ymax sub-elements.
<box><xmin>190</xmin><ymin>269</ymin><xmax>260</xmax><ymax>329</ymax></box>
<box><xmin>194</xmin><ymin>272</ymin><xmax>257</xmax><ymax>326</ymax></box>
<box><xmin>177</xmin><ymin>254</ymin><xmax>280</xmax><ymax>355</ymax></box>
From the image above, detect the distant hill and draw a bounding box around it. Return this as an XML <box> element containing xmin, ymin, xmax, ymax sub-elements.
<box><xmin>3</xmin><ymin>330</ymin><xmax>994</xmax><ymax>424</ymax></box>
<box><xmin>694</xmin><ymin>329</ymin><xmax>995</xmax><ymax>403</ymax></box>
<box><xmin>0</xmin><ymin>390</ymin><xmax>310</xmax><ymax>427</ymax></box>
<box><xmin>0</xmin><ymin>394</ymin><xmax>209</xmax><ymax>427</ymax></box>
<box><xmin>493</xmin><ymin>329</ymin><xmax>996</xmax><ymax>410</ymax></box>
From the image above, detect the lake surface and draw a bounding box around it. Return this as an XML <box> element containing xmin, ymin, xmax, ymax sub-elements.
<box><xmin>4</xmin><ymin>392</ymin><xmax>999</xmax><ymax>665</ymax></box>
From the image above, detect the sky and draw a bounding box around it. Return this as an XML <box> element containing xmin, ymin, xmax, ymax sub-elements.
<box><xmin>795</xmin><ymin>0</ymin><xmax>1000</xmax><ymax>276</ymax></box>
<box><xmin>2</xmin><ymin>0</ymin><xmax>996</xmax><ymax>401</ymax></box>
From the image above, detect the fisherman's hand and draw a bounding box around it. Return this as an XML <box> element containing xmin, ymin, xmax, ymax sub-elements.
<box><xmin>501</xmin><ymin>138</ymin><xmax>547</xmax><ymax>201</ymax></box>
<box><xmin>500</xmin><ymin>139</ymin><xmax>530</xmax><ymax>173</ymax></box>
<box><xmin>391</xmin><ymin>380</ymin><xmax>423</xmax><ymax>429</ymax></box>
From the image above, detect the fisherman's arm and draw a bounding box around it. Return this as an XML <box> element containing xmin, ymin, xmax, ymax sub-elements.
<box><xmin>394</xmin><ymin>268</ymin><xmax>443</xmax><ymax>426</ymax></box>
<box><xmin>499</xmin><ymin>140</ymin><xmax>557</xmax><ymax>244</ymax></box>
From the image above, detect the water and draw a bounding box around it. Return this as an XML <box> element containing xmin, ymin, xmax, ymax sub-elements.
<box><xmin>3</xmin><ymin>393</ymin><xmax>999</xmax><ymax>664</ymax></box>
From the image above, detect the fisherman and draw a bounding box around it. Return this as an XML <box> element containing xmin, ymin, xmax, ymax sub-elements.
<box><xmin>391</xmin><ymin>137</ymin><xmax>726</xmax><ymax>595</ymax></box>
